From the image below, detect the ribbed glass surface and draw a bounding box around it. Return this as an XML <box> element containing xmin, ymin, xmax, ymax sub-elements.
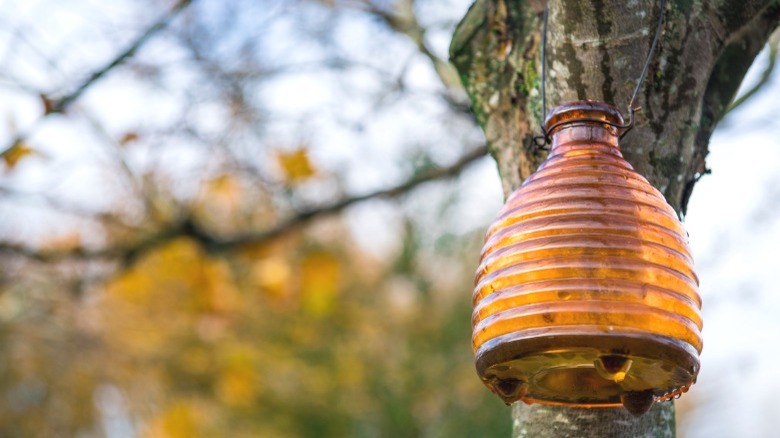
<box><xmin>473</xmin><ymin>101</ymin><xmax>702</xmax><ymax>415</ymax></box>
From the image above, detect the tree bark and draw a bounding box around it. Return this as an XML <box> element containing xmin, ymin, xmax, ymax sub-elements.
<box><xmin>511</xmin><ymin>403</ymin><xmax>674</xmax><ymax>438</ymax></box>
<box><xmin>450</xmin><ymin>0</ymin><xmax>779</xmax><ymax>436</ymax></box>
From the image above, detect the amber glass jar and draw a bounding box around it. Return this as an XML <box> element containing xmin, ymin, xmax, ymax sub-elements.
<box><xmin>473</xmin><ymin>101</ymin><xmax>702</xmax><ymax>415</ymax></box>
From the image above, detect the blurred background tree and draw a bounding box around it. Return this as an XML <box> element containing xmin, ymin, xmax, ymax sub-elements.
<box><xmin>0</xmin><ymin>0</ymin><xmax>506</xmax><ymax>436</ymax></box>
<box><xmin>0</xmin><ymin>0</ymin><xmax>778</xmax><ymax>437</ymax></box>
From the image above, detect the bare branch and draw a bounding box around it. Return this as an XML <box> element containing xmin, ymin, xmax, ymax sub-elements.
<box><xmin>77</xmin><ymin>108</ymin><xmax>156</xmax><ymax>217</ymax></box>
<box><xmin>50</xmin><ymin>0</ymin><xmax>194</xmax><ymax>113</ymax></box>
<box><xmin>0</xmin><ymin>185</ymin><xmax>134</xmax><ymax>229</ymax></box>
<box><xmin>0</xmin><ymin>0</ymin><xmax>195</xmax><ymax>159</ymax></box>
<box><xmin>351</xmin><ymin>0</ymin><xmax>464</xmax><ymax>93</ymax></box>
<box><xmin>212</xmin><ymin>144</ymin><xmax>489</xmax><ymax>249</ymax></box>
<box><xmin>684</xmin><ymin>5</ymin><xmax>780</xmax><ymax>214</ymax></box>
<box><xmin>0</xmin><ymin>145</ymin><xmax>489</xmax><ymax>262</ymax></box>
<box><xmin>725</xmin><ymin>30</ymin><xmax>780</xmax><ymax>114</ymax></box>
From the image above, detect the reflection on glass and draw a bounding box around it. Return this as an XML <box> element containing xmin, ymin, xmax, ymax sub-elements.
<box><xmin>473</xmin><ymin>101</ymin><xmax>702</xmax><ymax>416</ymax></box>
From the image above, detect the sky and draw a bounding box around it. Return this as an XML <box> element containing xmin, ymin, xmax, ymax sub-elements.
<box><xmin>680</xmin><ymin>50</ymin><xmax>780</xmax><ymax>437</ymax></box>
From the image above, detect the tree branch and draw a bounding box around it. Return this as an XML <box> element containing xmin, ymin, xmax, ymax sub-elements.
<box><xmin>346</xmin><ymin>0</ymin><xmax>470</xmax><ymax>118</ymax></box>
<box><xmin>0</xmin><ymin>145</ymin><xmax>489</xmax><ymax>262</ymax></box>
<box><xmin>0</xmin><ymin>0</ymin><xmax>194</xmax><ymax>159</ymax></box>
<box><xmin>710</xmin><ymin>0</ymin><xmax>779</xmax><ymax>37</ymax></box>
<box><xmin>725</xmin><ymin>30</ymin><xmax>780</xmax><ymax>114</ymax></box>
<box><xmin>211</xmin><ymin>144</ymin><xmax>489</xmax><ymax>249</ymax></box>
<box><xmin>683</xmin><ymin>4</ymin><xmax>780</xmax><ymax>214</ymax></box>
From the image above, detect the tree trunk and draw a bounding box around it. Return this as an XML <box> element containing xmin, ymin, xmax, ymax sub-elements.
<box><xmin>511</xmin><ymin>403</ymin><xmax>674</xmax><ymax>437</ymax></box>
<box><xmin>450</xmin><ymin>0</ymin><xmax>780</xmax><ymax>435</ymax></box>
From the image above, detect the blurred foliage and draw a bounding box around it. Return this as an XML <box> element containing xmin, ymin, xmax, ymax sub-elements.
<box><xmin>0</xmin><ymin>0</ymin><xmax>509</xmax><ymax>436</ymax></box>
<box><xmin>1</xmin><ymin>192</ymin><xmax>509</xmax><ymax>437</ymax></box>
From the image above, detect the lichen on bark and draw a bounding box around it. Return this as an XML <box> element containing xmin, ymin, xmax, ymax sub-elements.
<box><xmin>450</xmin><ymin>0</ymin><xmax>548</xmax><ymax>195</ymax></box>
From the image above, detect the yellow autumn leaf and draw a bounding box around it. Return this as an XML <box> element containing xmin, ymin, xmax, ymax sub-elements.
<box><xmin>143</xmin><ymin>402</ymin><xmax>200</xmax><ymax>438</ymax></box>
<box><xmin>101</xmin><ymin>238</ymin><xmax>229</xmax><ymax>354</ymax></box>
<box><xmin>215</xmin><ymin>344</ymin><xmax>260</xmax><ymax>407</ymax></box>
<box><xmin>252</xmin><ymin>256</ymin><xmax>292</xmax><ymax>297</ymax></box>
<box><xmin>215</xmin><ymin>368</ymin><xmax>258</xmax><ymax>407</ymax></box>
<box><xmin>194</xmin><ymin>175</ymin><xmax>246</xmax><ymax>233</ymax></box>
<box><xmin>276</xmin><ymin>148</ymin><xmax>315</xmax><ymax>182</ymax></box>
<box><xmin>300</xmin><ymin>250</ymin><xmax>341</xmax><ymax>316</ymax></box>
<box><xmin>106</xmin><ymin>238</ymin><xmax>201</xmax><ymax>304</ymax></box>
<box><xmin>204</xmin><ymin>174</ymin><xmax>243</xmax><ymax>207</ymax></box>
<box><xmin>105</xmin><ymin>268</ymin><xmax>150</xmax><ymax>303</ymax></box>
<box><xmin>2</xmin><ymin>142</ymin><xmax>38</xmax><ymax>169</ymax></box>
<box><xmin>119</xmin><ymin>131</ymin><xmax>139</xmax><ymax>145</ymax></box>
<box><xmin>199</xmin><ymin>259</ymin><xmax>238</xmax><ymax>314</ymax></box>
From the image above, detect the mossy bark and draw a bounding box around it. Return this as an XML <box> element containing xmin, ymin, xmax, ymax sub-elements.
<box><xmin>451</xmin><ymin>0</ymin><xmax>780</xmax><ymax>214</ymax></box>
<box><xmin>450</xmin><ymin>0</ymin><xmax>780</xmax><ymax>436</ymax></box>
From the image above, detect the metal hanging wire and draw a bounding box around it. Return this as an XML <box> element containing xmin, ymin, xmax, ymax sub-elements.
<box><xmin>534</xmin><ymin>0</ymin><xmax>667</xmax><ymax>148</ymax></box>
